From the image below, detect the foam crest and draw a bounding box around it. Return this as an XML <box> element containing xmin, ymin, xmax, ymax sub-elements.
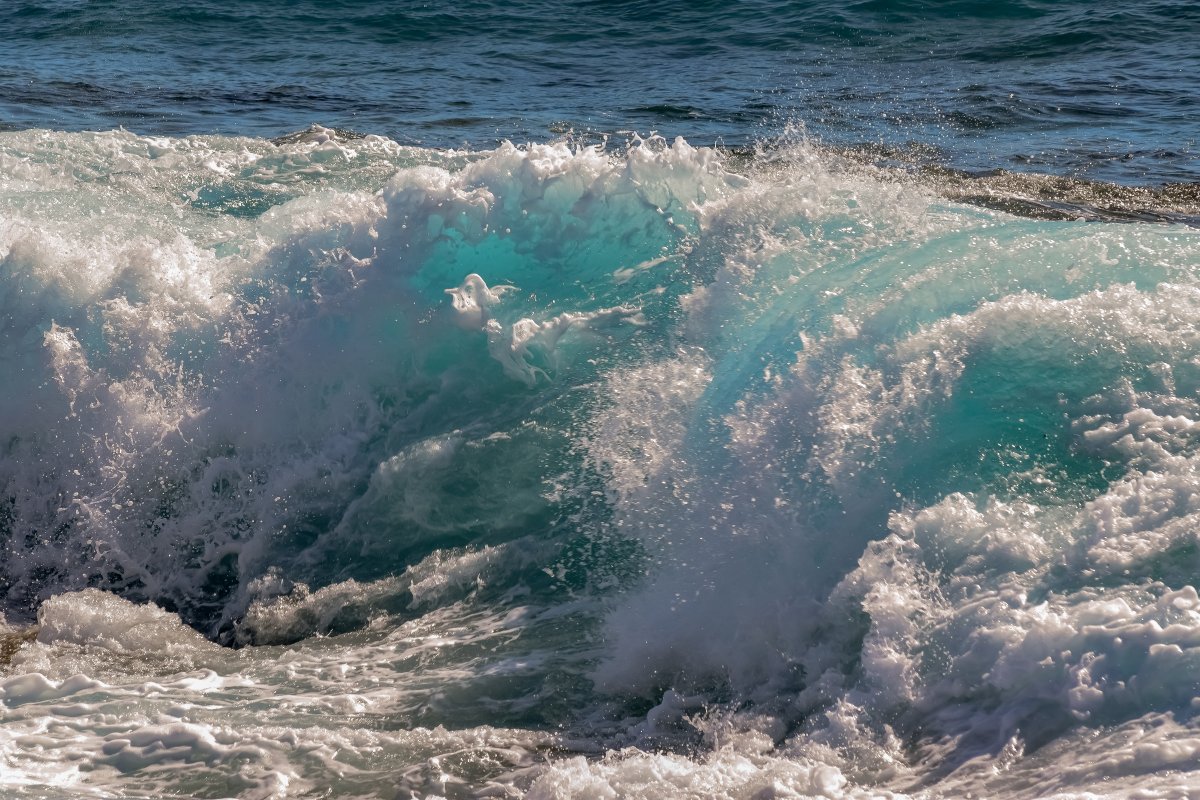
<box><xmin>35</xmin><ymin>588</ymin><xmax>214</xmax><ymax>654</ymax></box>
<box><xmin>0</xmin><ymin>131</ymin><xmax>742</xmax><ymax>634</ymax></box>
<box><xmin>527</xmin><ymin>743</ymin><xmax>890</xmax><ymax>800</ymax></box>
<box><xmin>578</xmin><ymin>149</ymin><xmax>1200</xmax><ymax>795</ymax></box>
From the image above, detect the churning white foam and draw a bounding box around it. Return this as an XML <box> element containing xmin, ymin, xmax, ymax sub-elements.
<box><xmin>4</xmin><ymin>127</ymin><xmax>1200</xmax><ymax>798</ymax></box>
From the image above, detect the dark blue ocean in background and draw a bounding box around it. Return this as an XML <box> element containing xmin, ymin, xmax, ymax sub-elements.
<box><xmin>4</xmin><ymin>3</ymin><xmax>1200</xmax><ymax>799</ymax></box>
<box><xmin>2</xmin><ymin>0</ymin><xmax>1197</xmax><ymax>183</ymax></box>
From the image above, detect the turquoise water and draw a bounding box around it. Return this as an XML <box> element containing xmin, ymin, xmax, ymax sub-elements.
<box><xmin>3</xmin><ymin>4</ymin><xmax>1200</xmax><ymax>799</ymax></box>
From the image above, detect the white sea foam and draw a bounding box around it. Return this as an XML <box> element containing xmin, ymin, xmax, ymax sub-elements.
<box><xmin>0</xmin><ymin>131</ymin><xmax>727</xmax><ymax>632</ymax></box>
<box><xmin>4</xmin><ymin>128</ymin><xmax>1200</xmax><ymax>798</ymax></box>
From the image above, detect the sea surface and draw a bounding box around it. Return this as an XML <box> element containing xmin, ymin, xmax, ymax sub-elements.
<box><xmin>2</xmin><ymin>2</ymin><xmax>1200</xmax><ymax>798</ymax></box>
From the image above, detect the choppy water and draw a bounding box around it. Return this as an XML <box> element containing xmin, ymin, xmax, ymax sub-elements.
<box><xmin>3</xmin><ymin>2</ymin><xmax>1200</xmax><ymax>799</ymax></box>
<box><xmin>2</xmin><ymin>0</ymin><xmax>1199</xmax><ymax>183</ymax></box>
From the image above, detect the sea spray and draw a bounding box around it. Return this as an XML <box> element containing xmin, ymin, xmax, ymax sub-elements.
<box><xmin>3</xmin><ymin>129</ymin><xmax>1200</xmax><ymax>797</ymax></box>
<box><xmin>0</xmin><ymin>131</ymin><xmax>716</xmax><ymax>635</ymax></box>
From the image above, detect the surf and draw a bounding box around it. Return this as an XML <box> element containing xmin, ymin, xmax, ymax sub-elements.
<box><xmin>3</xmin><ymin>126</ymin><xmax>1200</xmax><ymax>798</ymax></box>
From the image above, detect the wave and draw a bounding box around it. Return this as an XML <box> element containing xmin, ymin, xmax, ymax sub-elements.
<box><xmin>3</xmin><ymin>126</ymin><xmax>1200</xmax><ymax>797</ymax></box>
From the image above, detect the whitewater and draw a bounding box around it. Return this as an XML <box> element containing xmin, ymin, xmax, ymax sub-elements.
<box><xmin>2</xmin><ymin>124</ymin><xmax>1200</xmax><ymax>799</ymax></box>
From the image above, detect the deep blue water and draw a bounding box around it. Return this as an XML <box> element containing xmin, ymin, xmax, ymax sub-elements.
<box><xmin>1</xmin><ymin>0</ymin><xmax>1197</xmax><ymax>183</ymax></box>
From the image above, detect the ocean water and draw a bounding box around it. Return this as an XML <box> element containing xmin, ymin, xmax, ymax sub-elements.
<box><xmin>2</xmin><ymin>2</ymin><xmax>1200</xmax><ymax>798</ymax></box>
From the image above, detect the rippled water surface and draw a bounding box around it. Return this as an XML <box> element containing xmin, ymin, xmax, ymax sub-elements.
<box><xmin>1</xmin><ymin>0</ymin><xmax>1198</xmax><ymax>182</ymax></box>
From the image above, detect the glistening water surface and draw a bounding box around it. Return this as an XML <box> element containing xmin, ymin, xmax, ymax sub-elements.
<box><xmin>3</xmin><ymin>2</ymin><xmax>1200</xmax><ymax>799</ymax></box>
